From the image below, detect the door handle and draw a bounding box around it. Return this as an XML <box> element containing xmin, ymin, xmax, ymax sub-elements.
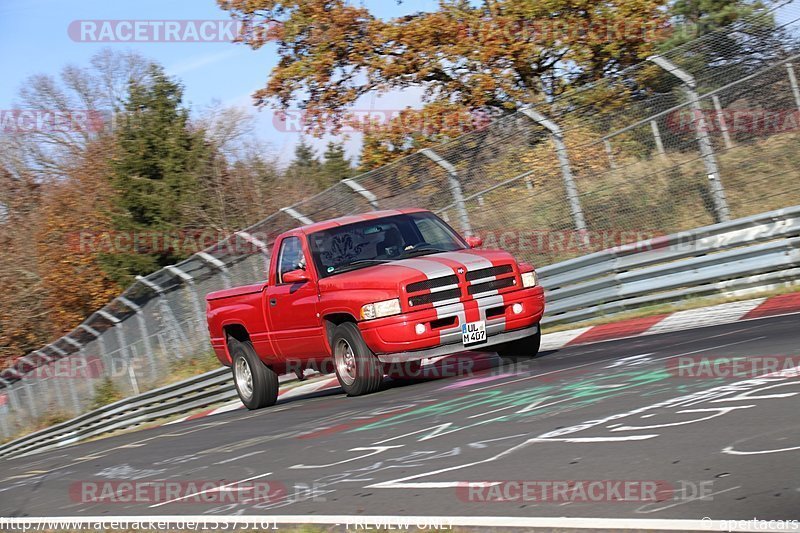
<box><xmin>270</xmin><ymin>298</ymin><xmax>277</xmax><ymax>306</ymax></box>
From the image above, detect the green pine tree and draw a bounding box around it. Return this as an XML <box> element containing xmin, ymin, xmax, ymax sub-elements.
<box><xmin>321</xmin><ymin>141</ymin><xmax>352</xmax><ymax>187</ymax></box>
<box><xmin>101</xmin><ymin>64</ymin><xmax>208</xmax><ymax>284</ymax></box>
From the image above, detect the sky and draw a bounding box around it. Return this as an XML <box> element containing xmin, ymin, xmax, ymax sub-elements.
<box><xmin>0</xmin><ymin>0</ymin><xmax>441</xmax><ymax>165</ymax></box>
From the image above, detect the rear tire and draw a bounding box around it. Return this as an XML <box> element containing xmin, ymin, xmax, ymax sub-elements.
<box><xmin>495</xmin><ymin>327</ymin><xmax>542</xmax><ymax>364</ymax></box>
<box><xmin>229</xmin><ymin>338</ymin><xmax>279</xmax><ymax>410</ymax></box>
<box><xmin>332</xmin><ymin>322</ymin><xmax>383</xmax><ymax>396</ymax></box>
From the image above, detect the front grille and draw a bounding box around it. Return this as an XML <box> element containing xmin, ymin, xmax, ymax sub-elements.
<box><xmin>465</xmin><ymin>264</ymin><xmax>513</xmax><ymax>281</ymax></box>
<box><xmin>409</xmin><ymin>288</ymin><xmax>461</xmax><ymax>307</ymax></box>
<box><xmin>467</xmin><ymin>277</ymin><xmax>515</xmax><ymax>295</ymax></box>
<box><xmin>406</xmin><ymin>275</ymin><xmax>459</xmax><ymax>293</ymax></box>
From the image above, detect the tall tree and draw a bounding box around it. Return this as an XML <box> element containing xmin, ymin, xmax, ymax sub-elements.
<box><xmin>321</xmin><ymin>141</ymin><xmax>352</xmax><ymax>186</ymax></box>
<box><xmin>103</xmin><ymin>64</ymin><xmax>208</xmax><ymax>284</ymax></box>
<box><xmin>284</xmin><ymin>138</ymin><xmax>328</xmax><ymax>190</ymax></box>
<box><xmin>218</xmin><ymin>0</ymin><xmax>670</xmax><ymax>166</ymax></box>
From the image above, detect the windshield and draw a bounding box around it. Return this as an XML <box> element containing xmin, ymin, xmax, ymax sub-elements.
<box><xmin>308</xmin><ymin>212</ymin><xmax>467</xmax><ymax>277</ymax></box>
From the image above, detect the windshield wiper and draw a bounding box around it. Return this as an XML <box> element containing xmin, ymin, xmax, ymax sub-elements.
<box><xmin>401</xmin><ymin>245</ymin><xmax>450</xmax><ymax>257</ymax></box>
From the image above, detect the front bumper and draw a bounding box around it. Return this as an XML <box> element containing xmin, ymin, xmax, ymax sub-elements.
<box><xmin>359</xmin><ymin>285</ymin><xmax>545</xmax><ymax>363</ymax></box>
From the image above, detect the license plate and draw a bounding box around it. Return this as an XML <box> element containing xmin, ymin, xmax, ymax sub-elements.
<box><xmin>462</xmin><ymin>320</ymin><xmax>487</xmax><ymax>346</ymax></box>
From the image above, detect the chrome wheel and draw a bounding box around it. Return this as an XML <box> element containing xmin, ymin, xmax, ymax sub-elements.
<box><xmin>235</xmin><ymin>356</ymin><xmax>253</xmax><ymax>400</ymax></box>
<box><xmin>335</xmin><ymin>338</ymin><xmax>357</xmax><ymax>386</ymax></box>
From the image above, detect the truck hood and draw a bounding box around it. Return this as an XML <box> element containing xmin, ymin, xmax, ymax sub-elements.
<box><xmin>317</xmin><ymin>248</ymin><xmax>518</xmax><ymax>292</ymax></box>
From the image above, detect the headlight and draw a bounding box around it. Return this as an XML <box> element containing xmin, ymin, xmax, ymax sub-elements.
<box><xmin>521</xmin><ymin>271</ymin><xmax>538</xmax><ymax>288</ymax></box>
<box><xmin>361</xmin><ymin>298</ymin><xmax>401</xmax><ymax>320</ymax></box>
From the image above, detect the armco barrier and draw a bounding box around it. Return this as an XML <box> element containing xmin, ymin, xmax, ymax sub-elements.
<box><xmin>539</xmin><ymin>205</ymin><xmax>800</xmax><ymax>325</ymax></box>
<box><xmin>0</xmin><ymin>369</ymin><xmax>308</xmax><ymax>459</ymax></box>
<box><xmin>1</xmin><ymin>206</ymin><xmax>799</xmax><ymax>459</ymax></box>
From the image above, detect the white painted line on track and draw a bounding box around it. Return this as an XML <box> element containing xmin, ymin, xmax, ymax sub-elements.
<box><xmin>148</xmin><ymin>472</ymin><xmax>273</xmax><ymax>508</ymax></box>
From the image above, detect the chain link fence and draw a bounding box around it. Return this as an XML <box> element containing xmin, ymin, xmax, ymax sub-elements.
<box><xmin>2</xmin><ymin>2</ymin><xmax>800</xmax><ymax>440</ymax></box>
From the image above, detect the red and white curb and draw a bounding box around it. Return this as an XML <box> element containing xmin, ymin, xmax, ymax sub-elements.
<box><xmin>165</xmin><ymin>292</ymin><xmax>800</xmax><ymax>427</ymax></box>
<box><xmin>541</xmin><ymin>291</ymin><xmax>800</xmax><ymax>350</ymax></box>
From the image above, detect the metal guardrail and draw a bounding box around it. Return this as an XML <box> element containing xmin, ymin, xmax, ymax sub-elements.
<box><xmin>0</xmin><ymin>368</ymin><xmax>309</xmax><ymax>459</ymax></box>
<box><xmin>2</xmin><ymin>205</ymin><xmax>799</xmax><ymax>459</ymax></box>
<box><xmin>539</xmin><ymin>205</ymin><xmax>800</xmax><ymax>324</ymax></box>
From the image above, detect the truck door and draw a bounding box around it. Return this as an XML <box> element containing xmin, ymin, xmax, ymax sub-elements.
<box><xmin>265</xmin><ymin>235</ymin><xmax>325</xmax><ymax>360</ymax></box>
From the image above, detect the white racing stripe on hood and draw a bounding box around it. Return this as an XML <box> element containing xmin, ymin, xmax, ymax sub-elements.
<box><xmin>391</xmin><ymin>257</ymin><xmax>456</xmax><ymax>279</ymax></box>
<box><xmin>432</xmin><ymin>251</ymin><xmax>494</xmax><ymax>271</ymax></box>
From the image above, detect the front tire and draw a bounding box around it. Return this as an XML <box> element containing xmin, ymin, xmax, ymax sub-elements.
<box><xmin>495</xmin><ymin>327</ymin><xmax>542</xmax><ymax>363</ymax></box>
<box><xmin>230</xmin><ymin>338</ymin><xmax>279</xmax><ymax>410</ymax></box>
<box><xmin>332</xmin><ymin>322</ymin><xmax>383</xmax><ymax>396</ymax></box>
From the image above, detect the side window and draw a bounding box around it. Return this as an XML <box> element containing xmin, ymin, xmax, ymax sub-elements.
<box><xmin>277</xmin><ymin>236</ymin><xmax>306</xmax><ymax>284</ymax></box>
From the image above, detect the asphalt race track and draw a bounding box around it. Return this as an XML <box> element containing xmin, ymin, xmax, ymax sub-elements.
<box><xmin>1</xmin><ymin>314</ymin><xmax>799</xmax><ymax>522</ymax></box>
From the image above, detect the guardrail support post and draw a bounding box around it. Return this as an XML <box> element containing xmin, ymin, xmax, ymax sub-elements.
<box><xmin>521</xmin><ymin>108</ymin><xmax>588</xmax><ymax>237</ymax></box>
<box><xmin>342</xmin><ymin>178</ymin><xmax>379</xmax><ymax>209</ymax></box>
<box><xmin>648</xmin><ymin>55</ymin><xmax>730</xmax><ymax>223</ymax></box>
<box><xmin>787</xmin><ymin>63</ymin><xmax>800</xmax><ymax>112</ymax></box>
<box><xmin>420</xmin><ymin>148</ymin><xmax>473</xmax><ymax>236</ymax></box>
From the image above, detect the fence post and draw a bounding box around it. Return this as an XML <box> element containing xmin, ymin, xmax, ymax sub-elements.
<box><xmin>78</xmin><ymin>324</ymin><xmax>111</xmax><ymax>378</ymax></box>
<box><xmin>166</xmin><ymin>265</ymin><xmax>206</xmax><ymax>347</ymax></box>
<box><xmin>603</xmin><ymin>140</ymin><xmax>617</xmax><ymax>169</ymax></box>
<box><xmin>648</xmin><ymin>55</ymin><xmax>730</xmax><ymax>223</ymax></box>
<box><xmin>196</xmin><ymin>252</ymin><xmax>231</xmax><ymax>289</ymax></box>
<box><xmin>420</xmin><ymin>148</ymin><xmax>473</xmax><ymax>236</ymax></box>
<box><xmin>135</xmin><ymin>276</ymin><xmax>191</xmax><ymax>359</ymax></box>
<box><xmin>60</xmin><ymin>337</ymin><xmax>86</xmax><ymax>414</ymax></box>
<box><xmin>711</xmin><ymin>95</ymin><xmax>733</xmax><ymax>149</ymax></box>
<box><xmin>280</xmin><ymin>207</ymin><xmax>314</xmax><ymax>225</ymax></box>
<box><xmin>521</xmin><ymin>108</ymin><xmax>588</xmax><ymax>236</ymax></box>
<box><xmin>650</xmin><ymin>120</ymin><xmax>666</xmax><ymax>155</ymax></box>
<box><xmin>117</xmin><ymin>297</ymin><xmax>156</xmax><ymax>378</ymax></box>
<box><xmin>0</xmin><ymin>378</ymin><xmax>11</xmax><ymax>439</ymax></box>
<box><xmin>787</xmin><ymin>63</ymin><xmax>800</xmax><ymax>112</ymax></box>
<box><xmin>97</xmin><ymin>310</ymin><xmax>139</xmax><ymax>396</ymax></box>
<box><xmin>342</xmin><ymin>178</ymin><xmax>380</xmax><ymax>209</ymax></box>
<box><xmin>41</xmin><ymin>347</ymin><xmax>67</xmax><ymax>411</ymax></box>
<box><xmin>235</xmin><ymin>231</ymin><xmax>270</xmax><ymax>280</ymax></box>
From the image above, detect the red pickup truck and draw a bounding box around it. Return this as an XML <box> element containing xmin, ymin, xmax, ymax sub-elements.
<box><xmin>206</xmin><ymin>209</ymin><xmax>545</xmax><ymax>409</ymax></box>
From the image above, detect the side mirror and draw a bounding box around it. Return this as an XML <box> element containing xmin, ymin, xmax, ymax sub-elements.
<box><xmin>283</xmin><ymin>269</ymin><xmax>310</xmax><ymax>284</ymax></box>
<box><xmin>465</xmin><ymin>236</ymin><xmax>483</xmax><ymax>248</ymax></box>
